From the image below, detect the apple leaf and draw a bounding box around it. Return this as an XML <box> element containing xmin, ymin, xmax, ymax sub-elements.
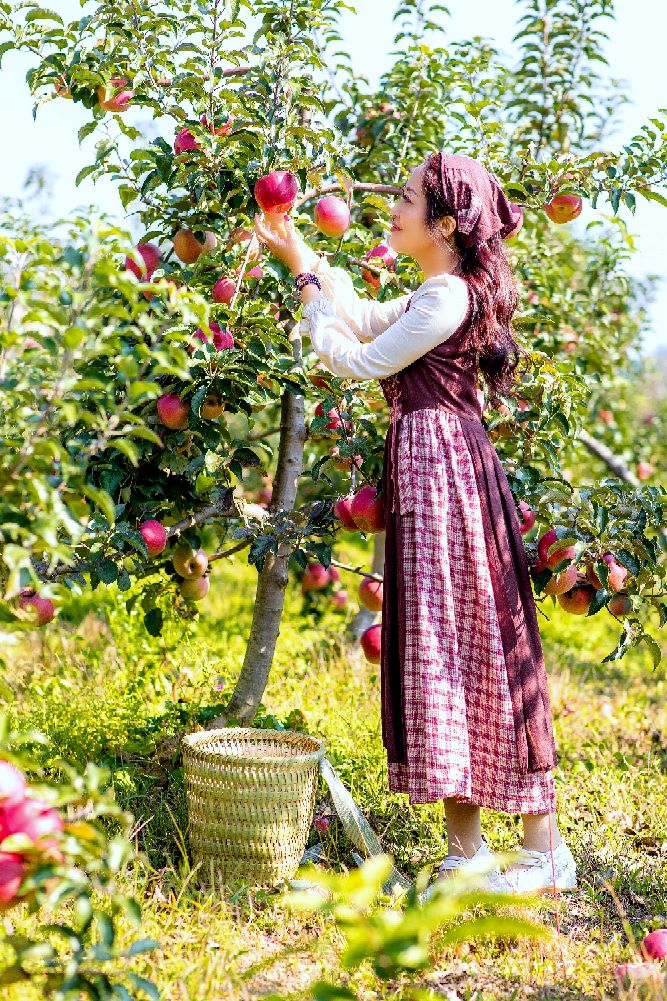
<box><xmin>143</xmin><ymin>608</ymin><xmax>163</xmax><ymax>637</ymax></box>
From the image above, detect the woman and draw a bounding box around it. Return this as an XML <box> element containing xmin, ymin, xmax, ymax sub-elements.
<box><xmin>254</xmin><ymin>151</ymin><xmax>577</xmax><ymax>900</ymax></box>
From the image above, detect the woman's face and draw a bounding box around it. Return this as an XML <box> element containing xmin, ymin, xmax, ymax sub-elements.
<box><xmin>388</xmin><ymin>162</ymin><xmax>455</xmax><ymax>259</ymax></box>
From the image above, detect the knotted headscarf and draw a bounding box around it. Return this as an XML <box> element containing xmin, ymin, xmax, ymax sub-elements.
<box><xmin>439</xmin><ymin>152</ymin><xmax>519</xmax><ymax>247</ymax></box>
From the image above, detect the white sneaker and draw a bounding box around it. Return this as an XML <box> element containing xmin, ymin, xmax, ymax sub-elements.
<box><xmin>499</xmin><ymin>839</ymin><xmax>578</xmax><ymax>896</ymax></box>
<box><xmin>419</xmin><ymin>838</ymin><xmax>506</xmax><ymax>904</ymax></box>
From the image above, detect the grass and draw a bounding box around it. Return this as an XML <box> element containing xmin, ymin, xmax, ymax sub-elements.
<box><xmin>2</xmin><ymin>534</ymin><xmax>666</xmax><ymax>1000</ymax></box>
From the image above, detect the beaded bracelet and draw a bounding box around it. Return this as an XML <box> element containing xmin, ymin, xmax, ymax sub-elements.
<box><xmin>294</xmin><ymin>272</ymin><xmax>322</xmax><ymax>293</ymax></box>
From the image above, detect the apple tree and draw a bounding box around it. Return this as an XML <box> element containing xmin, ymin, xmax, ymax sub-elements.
<box><xmin>0</xmin><ymin>0</ymin><xmax>666</xmax><ymax>734</ymax></box>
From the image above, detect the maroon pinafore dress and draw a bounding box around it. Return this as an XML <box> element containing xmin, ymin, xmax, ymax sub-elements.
<box><xmin>378</xmin><ymin>284</ymin><xmax>558</xmax><ymax>814</ymax></box>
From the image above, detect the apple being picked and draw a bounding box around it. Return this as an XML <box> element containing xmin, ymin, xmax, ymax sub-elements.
<box><xmin>314</xmin><ymin>196</ymin><xmax>350</xmax><ymax>238</ymax></box>
<box><xmin>361</xmin><ymin>243</ymin><xmax>397</xmax><ymax>291</ymax></box>
<box><xmin>254</xmin><ymin>170</ymin><xmax>299</xmax><ymax>216</ymax></box>
<box><xmin>545</xmin><ymin>194</ymin><xmax>582</xmax><ymax>224</ymax></box>
<box><xmin>173</xmin><ymin>545</ymin><xmax>209</xmax><ymax>578</ymax></box>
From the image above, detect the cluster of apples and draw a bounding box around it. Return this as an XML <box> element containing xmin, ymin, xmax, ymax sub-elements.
<box><xmin>334</xmin><ymin>485</ymin><xmax>385</xmax><ymax>534</ymax></box>
<box><xmin>138</xmin><ymin>521</ymin><xmax>210</xmax><ymax>602</ymax></box>
<box><xmin>300</xmin><ymin>562</ymin><xmax>347</xmax><ymax>609</ymax></box>
<box><xmin>0</xmin><ymin>761</ymin><xmax>64</xmax><ymax>910</ymax></box>
<box><xmin>358</xmin><ymin>576</ymin><xmax>384</xmax><ymax>664</ymax></box>
<box><xmin>532</xmin><ymin>529</ymin><xmax>633</xmax><ymax>617</ymax></box>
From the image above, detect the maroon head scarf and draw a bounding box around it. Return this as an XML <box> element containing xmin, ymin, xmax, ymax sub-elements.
<box><xmin>439</xmin><ymin>152</ymin><xmax>518</xmax><ymax>248</ymax></box>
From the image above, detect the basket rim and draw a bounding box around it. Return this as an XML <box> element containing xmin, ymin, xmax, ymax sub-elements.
<box><xmin>181</xmin><ymin>726</ymin><xmax>326</xmax><ymax>766</ymax></box>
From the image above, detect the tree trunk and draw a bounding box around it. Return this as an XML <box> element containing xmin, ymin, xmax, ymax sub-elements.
<box><xmin>347</xmin><ymin>531</ymin><xmax>385</xmax><ymax>641</ymax></box>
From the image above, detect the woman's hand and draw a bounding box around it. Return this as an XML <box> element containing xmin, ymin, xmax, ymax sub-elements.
<box><xmin>253</xmin><ymin>212</ymin><xmax>315</xmax><ymax>275</ymax></box>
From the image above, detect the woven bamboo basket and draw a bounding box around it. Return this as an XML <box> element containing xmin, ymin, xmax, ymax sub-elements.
<box><xmin>182</xmin><ymin>727</ymin><xmax>326</xmax><ymax>886</ymax></box>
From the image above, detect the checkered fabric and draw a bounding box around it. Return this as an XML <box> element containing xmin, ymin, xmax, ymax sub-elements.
<box><xmin>385</xmin><ymin>407</ymin><xmax>557</xmax><ymax>814</ymax></box>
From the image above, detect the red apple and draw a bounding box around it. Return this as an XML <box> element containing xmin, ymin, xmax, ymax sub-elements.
<box><xmin>314</xmin><ymin>403</ymin><xmax>342</xmax><ymax>432</ymax></box>
<box><xmin>212</xmin><ymin>276</ymin><xmax>236</xmax><ymax>305</ymax></box>
<box><xmin>0</xmin><ymin>763</ymin><xmax>26</xmax><ymax>806</ymax></box>
<box><xmin>506</xmin><ymin>203</ymin><xmax>524</xmax><ymax>239</ymax></box>
<box><xmin>637</xmin><ymin>461</ymin><xmax>655</xmax><ymax>481</ymax></box>
<box><xmin>361</xmin><ymin>243</ymin><xmax>397</xmax><ymax>290</ymax></box>
<box><xmin>358</xmin><ymin>576</ymin><xmax>383</xmax><ymax>612</ymax></box>
<box><xmin>328</xmin><ymin>566</ymin><xmax>340</xmax><ymax>583</ymax></box>
<box><xmin>200</xmin><ymin>113</ymin><xmax>234</xmax><ymax>136</ymax></box>
<box><xmin>245</xmin><ymin>264</ymin><xmax>264</xmax><ymax>280</ymax></box>
<box><xmin>17</xmin><ymin>590</ymin><xmax>55</xmax><ymax>627</ymax></box>
<box><xmin>192</xmin><ymin>322</ymin><xmax>234</xmax><ymax>352</ymax></box>
<box><xmin>350</xmin><ymin>485</ymin><xmax>385</xmax><ymax>533</ymax></box>
<box><xmin>254</xmin><ymin>170</ymin><xmax>299</xmax><ymax>215</ymax></box>
<box><xmin>139</xmin><ymin>519</ymin><xmax>168</xmax><ymax>557</ymax></box>
<box><xmin>201</xmin><ymin>395</ymin><xmax>225</xmax><ymax>420</ymax></box>
<box><xmin>545</xmin><ymin>194</ymin><xmax>582</xmax><ymax>224</ymax></box>
<box><xmin>544</xmin><ymin>562</ymin><xmax>578</xmax><ymax>596</ymax></box>
<box><xmin>314</xmin><ymin>196</ymin><xmax>350</xmax><ymax>238</ymax></box>
<box><xmin>557</xmin><ymin>580</ymin><xmax>596</xmax><ymax>615</ymax></box>
<box><xmin>608</xmin><ymin>592</ymin><xmax>632</xmax><ymax>617</ymax></box>
<box><xmin>0</xmin><ymin>796</ymin><xmax>64</xmax><ymax>845</ymax></box>
<box><xmin>599</xmin><ymin>409</ymin><xmax>614</xmax><ymax>426</ymax></box>
<box><xmin>172</xmin><ymin>546</ymin><xmax>209</xmax><ymax>578</ymax></box>
<box><xmin>179</xmin><ymin>576</ymin><xmax>210</xmax><ymax>601</ymax></box>
<box><xmin>334</xmin><ymin>496</ymin><xmax>358</xmax><ymax>530</ymax></box>
<box><xmin>174</xmin><ymin>128</ymin><xmax>201</xmax><ymax>155</ymax></box>
<box><xmin>537</xmin><ymin>529</ymin><xmax>576</xmax><ymax>570</ymax></box>
<box><xmin>97</xmin><ymin>77</ymin><xmax>134</xmax><ymax>112</ymax></box>
<box><xmin>518</xmin><ymin>501</ymin><xmax>535</xmax><ymax>535</ymax></box>
<box><xmin>330</xmin><ymin>590</ymin><xmax>348</xmax><ymax>609</ymax></box>
<box><xmin>0</xmin><ymin>853</ymin><xmax>25</xmax><ymax>909</ymax></box>
<box><xmin>360</xmin><ymin>624</ymin><xmax>382</xmax><ymax>664</ymax></box>
<box><xmin>642</xmin><ymin>929</ymin><xmax>667</xmax><ymax>961</ymax></box>
<box><xmin>586</xmin><ymin>554</ymin><xmax>629</xmax><ymax>593</ymax></box>
<box><xmin>301</xmin><ymin>563</ymin><xmax>330</xmax><ymax>592</ymax></box>
<box><xmin>614</xmin><ymin>963</ymin><xmax>663</xmax><ymax>988</ymax></box>
<box><xmin>125</xmin><ymin>242</ymin><xmax>160</xmax><ymax>280</ymax></box>
<box><xmin>157</xmin><ymin>394</ymin><xmax>189</xmax><ymax>430</ymax></box>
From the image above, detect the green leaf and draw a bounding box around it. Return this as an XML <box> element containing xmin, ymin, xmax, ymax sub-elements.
<box><xmin>144</xmin><ymin>608</ymin><xmax>163</xmax><ymax>637</ymax></box>
<box><xmin>82</xmin><ymin>485</ymin><xmax>116</xmax><ymax>524</ymax></box>
<box><xmin>126</xmin><ymin>973</ymin><xmax>160</xmax><ymax>1000</ymax></box>
<box><xmin>641</xmin><ymin>633</ymin><xmax>661</xmax><ymax>668</ymax></box>
<box><xmin>111</xmin><ymin>438</ymin><xmax>140</xmax><ymax>467</ymax></box>
<box><xmin>96</xmin><ymin>559</ymin><xmax>119</xmax><ymax>584</ymax></box>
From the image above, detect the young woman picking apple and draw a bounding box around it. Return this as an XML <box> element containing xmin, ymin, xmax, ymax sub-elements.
<box><xmin>254</xmin><ymin>152</ymin><xmax>577</xmax><ymax>902</ymax></box>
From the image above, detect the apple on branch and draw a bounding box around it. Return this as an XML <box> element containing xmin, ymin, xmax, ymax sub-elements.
<box><xmin>545</xmin><ymin>194</ymin><xmax>582</xmax><ymax>224</ymax></box>
<box><xmin>350</xmin><ymin>485</ymin><xmax>385</xmax><ymax>533</ymax></box>
<box><xmin>360</xmin><ymin>623</ymin><xmax>382</xmax><ymax>664</ymax></box>
<box><xmin>173</xmin><ymin>228</ymin><xmax>217</xmax><ymax>265</ymax></box>
<box><xmin>314</xmin><ymin>196</ymin><xmax>350</xmax><ymax>238</ymax></box>
<box><xmin>17</xmin><ymin>589</ymin><xmax>55</xmax><ymax>627</ymax></box>
<box><xmin>157</xmin><ymin>393</ymin><xmax>190</xmax><ymax>430</ymax></box>
<box><xmin>361</xmin><ymin>243</ymin><xmax>397</xmax><ymax>293</ymax></box>
<box><xmin>139</xmin><ymin>519</ymin><xmax>168</xmax><ymax>557</ymax></box>
<box><xmin>97</xmin><ymin>77</ymin><xmax>134</xmax><ymax>113</ymax></box>
<box><xmin>173</xmin><ymin>545</ymin><xmax>209</xmax><ymax>578</ymax></box>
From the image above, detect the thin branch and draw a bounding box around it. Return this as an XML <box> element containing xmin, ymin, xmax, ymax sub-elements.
<box><xmin>329</xmin><ymin>558</ymin><xmax>382</xmax><ymax>584</ymax></box>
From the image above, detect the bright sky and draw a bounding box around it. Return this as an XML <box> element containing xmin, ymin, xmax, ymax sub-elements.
<box><xmin>1</xmin><ymin>1</ymin><xmax>665</xmax><ymax>354</ymax></box>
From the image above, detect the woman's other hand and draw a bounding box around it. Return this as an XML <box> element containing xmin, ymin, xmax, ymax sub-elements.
<box><xmin>253</xmin><ymin>213</ymin><xmax>314</xmax><ymax>275</ymax></box>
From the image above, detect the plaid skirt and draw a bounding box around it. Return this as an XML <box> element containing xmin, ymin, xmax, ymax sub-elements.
<box><xmin>384</xmin><ymin>408</ymin><xmax>557</xmax><ymax>815</ymax></box>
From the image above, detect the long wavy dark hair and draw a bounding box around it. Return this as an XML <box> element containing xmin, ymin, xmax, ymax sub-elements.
<box><xmin>421</xmin><ymin>152</ymin><xmax>528</xmax><ymax>408</ymax></box>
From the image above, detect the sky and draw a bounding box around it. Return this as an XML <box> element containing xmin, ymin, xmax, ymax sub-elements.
<box><xmin>1</xmin><ymin>1</ymin><xmax>665</xmax><ymax>354</ymax></box>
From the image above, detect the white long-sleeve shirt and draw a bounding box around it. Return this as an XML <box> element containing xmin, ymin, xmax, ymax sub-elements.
<box><xmin>299</xmin><ymin>254</ymin><xmax>470</xmax><ymax>381</ymax></box>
